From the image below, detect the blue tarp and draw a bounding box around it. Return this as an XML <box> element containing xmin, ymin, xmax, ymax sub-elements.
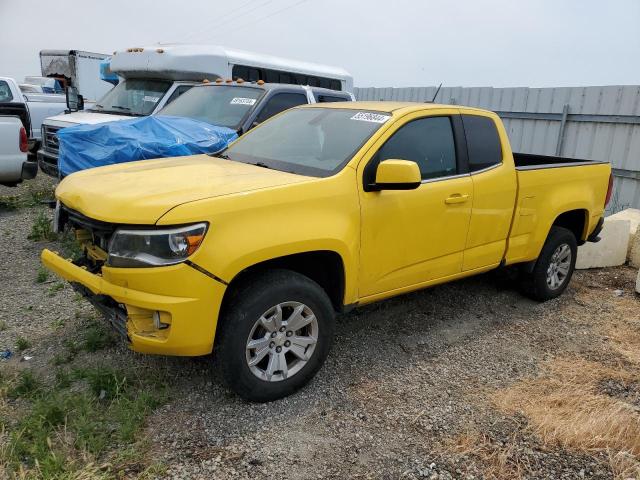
<box><xmin>57</xmin><ymin>115</ymin><xmax>238</xmax><ymax>176</ymax></box>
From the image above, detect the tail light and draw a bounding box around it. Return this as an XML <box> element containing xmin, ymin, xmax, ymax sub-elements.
<box><xmin>604</xmin><ymin>173</ymin><xmax>613</xmax><ymax>207</ymax></box>
<box><xmin>19</xmin><ymin>126</ymin><xmax>28</xmax><ymax>153</ymax></box>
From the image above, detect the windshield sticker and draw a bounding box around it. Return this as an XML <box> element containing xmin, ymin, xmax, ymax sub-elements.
<box><xmin>350</xmin><ymin>112</ymin><xmax>390</xmax><ymax>123</ymax></box>
<box><xmin>143</xmin><ymin>95</ymin><xmax>160</xmax><ymax>102</ymax></box>
<box><xmin>230</xmin><ymin>97</ymin><xmax>257</xmax><ymax>106</ymax></box>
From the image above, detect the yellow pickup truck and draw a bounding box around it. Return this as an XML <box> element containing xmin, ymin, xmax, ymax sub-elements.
<box><xmin>42</xmin><ymin>101</ymin><xmax>612</xmax><ymax>401</ymax></box>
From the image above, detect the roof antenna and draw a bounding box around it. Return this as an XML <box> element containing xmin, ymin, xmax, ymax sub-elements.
<box><xmin>428</xmin><ymin>83</ymin><xmax>442</xmax><ymax>103</ymax></box>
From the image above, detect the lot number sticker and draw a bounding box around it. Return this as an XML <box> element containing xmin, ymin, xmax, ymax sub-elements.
<box><xmin>230</xmin><ymin>97</ymin><xmax>257</xmax><ymax>105</ymax></box>
<box><xmin>350</xmin><ymin>112</ymin><xmax>390</xmax><ymax>123</ymax></box>
<box><xmin>143</xmin><ymin>95</ymin><xmax>160</xmax><ymax>103</ymax></box>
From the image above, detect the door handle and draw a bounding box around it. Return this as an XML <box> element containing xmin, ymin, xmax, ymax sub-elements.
<box><xmin>444</xmin><ymin>194</ymin><xmax>469</xmax><ymax>205</ymax></box>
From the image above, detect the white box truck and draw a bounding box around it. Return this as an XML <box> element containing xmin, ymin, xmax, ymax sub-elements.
<box><xmin>40</xmin><ymin>50</ymin><xmax>113</xmax><ymax>103</ymax></box>
<box><xmin>37</xmin><ymin>44</ymin><xmax>354</xmax><ymax>177</ymax></box>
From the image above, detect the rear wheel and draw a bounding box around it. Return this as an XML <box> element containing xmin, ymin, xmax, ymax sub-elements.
<box><xmin>217</xmin><ymin>269</ymin><xmax>335</xmax><ymax>402</ymax></box>
<box><xmin>519</xmin><ymin>226</ymin><xmax>577</xmax><ymax>301</ymax></box>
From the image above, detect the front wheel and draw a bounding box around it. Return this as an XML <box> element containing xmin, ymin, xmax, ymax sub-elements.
<box><xmin>519</xmin><ymin>226</ymin><xmax>577</xmax><ymax>301</ymax></box>
<box><xmin>217</xmin><ymin>269</ymin><xmax>335</xmax><ymax>402</ymax></box>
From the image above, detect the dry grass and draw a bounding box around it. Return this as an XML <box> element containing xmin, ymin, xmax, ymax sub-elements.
<box><xmin>448</xmin><ymin>430</ymin><xmax>532</xmax><ymax>479</ymax></box>
<box><xmin>491</xmin><ymin>315</ymin><xmax>640</xmax><ymax>480</ymax></box>
<box><xmin>445</xmin><ymin>278</ymin><xmax>640</xmax><ymax>480</ymax></box>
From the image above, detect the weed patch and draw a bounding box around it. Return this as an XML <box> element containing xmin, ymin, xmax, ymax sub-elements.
<box><xmin>1</xmin><ymin>365</ymin><xmax>167</xmax><ymax>478</ymax></box>
<box><xmin>15</xmin><ymin>336</ymin><xmax>31</xmax><ymax>352</ymax></box>
<box><xmin>84</xmin><ymin>323</ymin><xmax>115</xmax><ymax>353</ymax></box>
<box><xmin>47</xmin><ymin>281</ymin><xmax>65</xmax><ymax>297</ymax></box>
<box><xmin>28</xmin><ymin>210</ymin><xmax>56</xmax><ymax>242</ymax></box>
<box><xmin>7</xmin><ymin>370</ymin><xmax>42</xmax><ymax>399</ymax></box>
<box><xmin>35</xmin><ymin>266</ymin><xmax>49</xmax><ymax>283</ymax></box>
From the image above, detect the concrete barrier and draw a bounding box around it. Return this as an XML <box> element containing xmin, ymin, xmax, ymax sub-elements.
<box><xmin>608</xmin><ymin>208</ymin><xmax>640</xmax><ymax>267</ymax></box>
<box><xmin>576</xmin><ymin>219</ymin><xmax>631</xmax><ymax>269</ymax></box>
<box><xmin>630</xmin><ymin>232</ymin><xmax>640</xmax><ymax>268</ymax></box>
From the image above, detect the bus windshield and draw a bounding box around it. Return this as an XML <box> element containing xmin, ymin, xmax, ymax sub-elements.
<box><xmin>91</xmin><ymin>79</ymin><xmax>172</xmax><ymax>116</ymax></box>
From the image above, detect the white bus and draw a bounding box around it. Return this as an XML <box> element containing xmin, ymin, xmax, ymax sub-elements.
<box><xmin>112</xmin><ymin>44</ymin><xmax>353</xmax><ymax>92</ymax></box>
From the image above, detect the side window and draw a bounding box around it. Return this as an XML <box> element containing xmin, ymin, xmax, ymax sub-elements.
<box><xmin>0</xmin><ymin>81</ymin><xmax>14</xmax><ymax>102</ymax></box>
<box><xmin>461</xmin><ymin>115</ymin><xmax>502</xmax><ymax>171</ymax></box>
<box><xmin>232</xmin><ymin>65</ymin><xmax>249</xmax><ymax>80</ymax></box>
<box><xmin>376</xmin><ymin>117</ymin><xmax>457</xmax><ymax>180</ymax></box>
<box><xmin>255</xmin><ymin>93</ymin><xmax>308</xmax><ymax>124</ymax></box>
<box><xmin>265</xmin><ymin>69</ymin><xmax>279</xmax><ymax>83</ymax></box>
<box><xmin>164</xmin><ymin>85</ymin><xmax>193</xmax><ymax>105</ymax></box>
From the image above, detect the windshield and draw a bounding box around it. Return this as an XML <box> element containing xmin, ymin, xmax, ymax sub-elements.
<box><xmin>223</xmin><ymin>108</ymin><xmax>392</xmax><ymax>177</ymax></box>
<box><xmin>159</xmin><ymin>85</ymin><xmax>265</xmax><ymax>130</ymax></box>
<box><xmin>92</xmin><ymin>79</ymin><xmax>171</xmax><ymax>116</ymax></box>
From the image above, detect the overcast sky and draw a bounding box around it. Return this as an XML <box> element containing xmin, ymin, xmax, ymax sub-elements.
<box><xmin>1</xmin><ymin>0</ymin><xmax>638</xmax><ymax>88</ymax></box>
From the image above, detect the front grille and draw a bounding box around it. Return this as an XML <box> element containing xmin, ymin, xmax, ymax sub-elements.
<box><xmin>60</xmin><ymin>204</ymin><xmax>117</xmax><ymax>259</ymax></box>
<box><xmin>42</xmin><ymin>125</ymin><xmax>61</xmax><ymax>154</ymax></box>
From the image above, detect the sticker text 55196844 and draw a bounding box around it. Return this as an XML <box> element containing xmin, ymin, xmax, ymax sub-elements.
<box><xmin>350</xmin><ymin>112</ymin><xmax>391</xmax><ymax>123</ymax></box>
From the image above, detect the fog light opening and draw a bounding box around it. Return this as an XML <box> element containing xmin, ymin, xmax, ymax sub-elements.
<box><xmin>152</xmin><ymin>311</ymin><xmax>169</xmax><ymax>330</ymax></box>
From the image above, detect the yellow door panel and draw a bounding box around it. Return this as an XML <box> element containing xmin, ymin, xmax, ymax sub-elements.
<box><xmin>462</xmin><ymin>165</ymin><xmax>517</xmax><ymax>270</ymax></box>
<box><xmin>459</xmin><ymin>110</ymin><xmax>518</xmax><ymax>271</ymax></box>
<box><xmin>359</xmin><ymin>175</ymin><xmax>473</xmax><ymax>296</ymax></box>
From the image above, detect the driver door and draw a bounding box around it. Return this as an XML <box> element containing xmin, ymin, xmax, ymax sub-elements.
<box><xmin>358</xmin><ymin>112</ymin><xmax>473</xmax><ymax>298</ymax></box>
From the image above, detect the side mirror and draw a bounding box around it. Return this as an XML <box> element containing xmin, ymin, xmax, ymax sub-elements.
<box><xmin>371</xmin><ymin>159</ymin><xmax>421</xmax><ymax>191</ymax></box>
<box><xmin>65</xmin><ymin>86</ymin><xmax>81</xmax><ymax>112</ymax></box>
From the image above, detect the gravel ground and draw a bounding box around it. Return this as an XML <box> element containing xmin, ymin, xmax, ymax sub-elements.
<box><xmin>1</xmin><ymin>178</ymin><xmax>639</xmax><ymax>479</ymax></box>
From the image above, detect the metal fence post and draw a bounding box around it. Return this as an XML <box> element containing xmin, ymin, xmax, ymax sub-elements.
<box><xmin>555</xmin><ymin>104</ymin><xmax>570</xmax><ymax>156</ymax></box>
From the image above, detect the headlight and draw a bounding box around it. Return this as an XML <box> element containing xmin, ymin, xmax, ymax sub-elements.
<box><xmin>107</xmin><ymin>223</ymin><xmax>208</xmax><ymax>267</ymax></box>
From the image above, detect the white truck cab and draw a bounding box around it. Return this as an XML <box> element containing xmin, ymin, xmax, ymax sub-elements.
<box><xmin>38</xmin><ymin>44</ymin><xmax>354</xmax><ymax>177</ymax></box>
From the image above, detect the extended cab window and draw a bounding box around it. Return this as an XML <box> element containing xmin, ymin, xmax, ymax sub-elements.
<box><xmin>314</xmin><ymin>93</ymin><xmax>349</xmax><ymax>103</ymax></box>
<box><xmin>375</xmin><ymin>117</ymin><xmax>457</xmax><ymax>180</ymax></box>
<box><xmin>255</xmin><ymin>93</ymin><xmax>308</xmax><ymax>124</ymax></box>
<box><xmin>462</xmin><ymin>115</ymin><xmax>502</xmax><ymax>171</ymax></box>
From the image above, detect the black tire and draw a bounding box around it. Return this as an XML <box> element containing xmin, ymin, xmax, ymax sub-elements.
<box><xmin>519</xmin><ymin>226</ymin><xmax>577</xmax><ymax>301</ymax></box>
<box><xmin>216</xmin><ymin>269</ymin><xmax>335</xmax><ymax>402</ymax></box>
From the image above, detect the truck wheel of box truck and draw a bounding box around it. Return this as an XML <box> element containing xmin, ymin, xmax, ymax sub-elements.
<box><xmin>217</xmin><ymin>269</ymin><xmax>335</xmax><ymax>402</ymax></box>
<box><xmin>519</xmin><ymin>226</ymin><xmax>578</xmax><ymax>301</ymax></box>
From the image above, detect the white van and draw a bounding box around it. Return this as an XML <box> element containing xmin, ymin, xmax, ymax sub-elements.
<box><xmin>38</xmin><ymin>44</ymin><xmax>353</xmax><ymax>177</ymax></box>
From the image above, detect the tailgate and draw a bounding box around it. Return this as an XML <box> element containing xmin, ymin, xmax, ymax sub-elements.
<box><xmin>0</xmin><ymin>102</ymin><xmax>31</xmax><ymax>136</ymax></box>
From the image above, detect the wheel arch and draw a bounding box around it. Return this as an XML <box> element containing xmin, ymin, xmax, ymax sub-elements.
<box><xmin>221</xmin><ymin>250</ymin><xmax>347</xmax><ymax>315</ymax></box>
<box><xmin>551</xmin><ymin>208</ymin><xmax>589</xmax><ymax>245</ymax></box>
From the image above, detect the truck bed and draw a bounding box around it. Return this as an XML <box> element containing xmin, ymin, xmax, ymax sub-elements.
<box><xmin>513</xmin><ymin>152</ymin><xmax>607</xmax><ymax>170</ymax></box>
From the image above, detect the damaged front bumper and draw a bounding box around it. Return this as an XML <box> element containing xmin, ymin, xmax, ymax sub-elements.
<box><xmin>41</xmin><ymin>249</ymin><xmax>226</xmax><ymax>356</ymax></box>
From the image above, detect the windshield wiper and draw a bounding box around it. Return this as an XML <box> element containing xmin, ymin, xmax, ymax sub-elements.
<box><xmin>110</xmin><ymin>105</ymin><xmax>131</xmax><ymax>111</ymax></box>
<box><xmin>252</xmin><ymin>162</ymin><xmax>271</xmax><ymax>169</ymax></box>
<box><xmin>216</xmin><ymin>153</ymin><xmax>230</xmax><ymax>160</ymax></box>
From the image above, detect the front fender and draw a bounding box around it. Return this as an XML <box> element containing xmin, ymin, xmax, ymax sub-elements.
<box><xmin>158</xmin><ymin>169</ymin><xmax>361</xmax><ymax>305</ymax></box>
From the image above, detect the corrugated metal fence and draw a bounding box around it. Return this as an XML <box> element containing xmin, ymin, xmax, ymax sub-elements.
<box><xmin>354</xmin><ymin>85</ymin><xmax>640</xmax><ymax>212</ymax></box>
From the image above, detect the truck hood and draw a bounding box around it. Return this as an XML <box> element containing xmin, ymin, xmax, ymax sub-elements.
<box><xmin>56</xmin><ymin>155</ymin><xmax>311</xmax><ymax>224</ymax></box>
<box><xmin>44</xmin><ymin>110</ymin><xmax>131</xmax><ymax>128</ymax></box>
